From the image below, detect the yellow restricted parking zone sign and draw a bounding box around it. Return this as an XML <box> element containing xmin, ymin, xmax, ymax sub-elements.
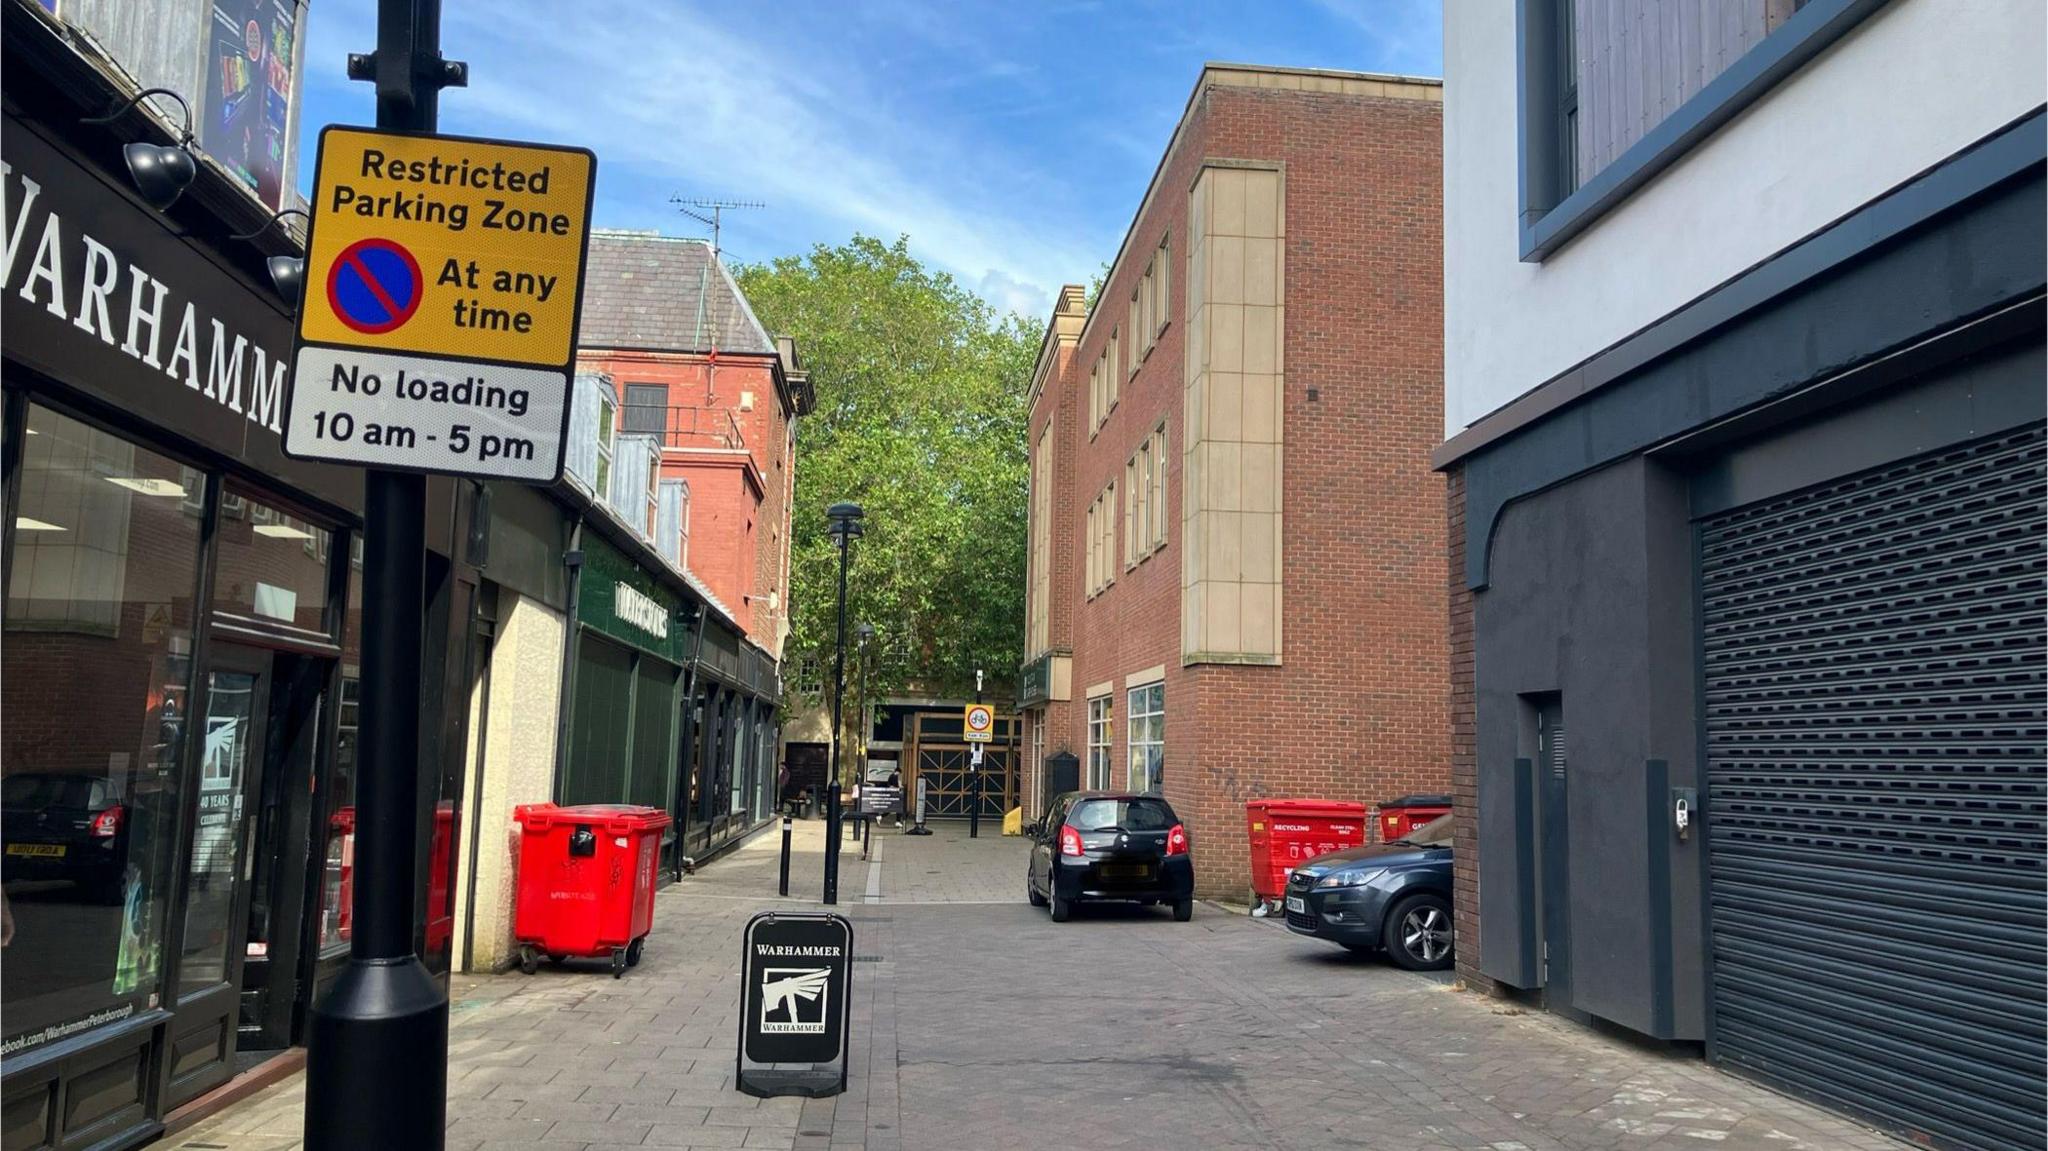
<box><xmin>283</xmin><ymin>126</ymin><xmax>597</xmax><ymax>482</ymax></box>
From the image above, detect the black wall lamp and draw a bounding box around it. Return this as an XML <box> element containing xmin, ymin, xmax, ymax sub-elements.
<box><xmin>81</xmin><ymin>88</ymin><xmax>197</xmax><ymax>212</ymax></box>
<box><xmin>230</xmin><ymin>208</ymin><xmax>311</xmax><ymax>308</ymax></box>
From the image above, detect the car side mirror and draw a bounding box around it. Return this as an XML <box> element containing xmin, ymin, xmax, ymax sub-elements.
<box><xmin>1026</xmin><ymin>820</ymin><xmax>1043</xmax><ymax>837</ymax></box>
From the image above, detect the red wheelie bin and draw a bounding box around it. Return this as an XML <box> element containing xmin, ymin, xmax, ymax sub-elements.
<box><xmin>512</xmin><ymin>803</ymin><xmax>671</xmax><ymax>978</ymax></box>
<box><xmin>1245</xmin><ymin>799</ymin><xmax>1369</xmax><ymax>907</ymax></box>
<box><xmin>1373</xmin><ymin>793</ymin><xmax>1452</xmax><ymax>843</ymax></box>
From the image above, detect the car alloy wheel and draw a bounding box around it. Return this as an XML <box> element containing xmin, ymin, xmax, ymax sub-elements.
<box><xmin>1401</xmin><ymin>904</ymin><xmax>1451</xmax><ymax>964</ymax></box>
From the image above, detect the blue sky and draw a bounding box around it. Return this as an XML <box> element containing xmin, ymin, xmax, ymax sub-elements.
<box><xmin>296</xmin><ymin>2</ymin><xmax>1441</xmax><ymax>320</ymax></box>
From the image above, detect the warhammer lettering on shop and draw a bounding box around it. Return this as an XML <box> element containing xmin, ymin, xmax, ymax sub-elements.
<box><xmin>1</xmin><ymin>161</ymin><xmax>286</xmax><ymax>431</ymax></box>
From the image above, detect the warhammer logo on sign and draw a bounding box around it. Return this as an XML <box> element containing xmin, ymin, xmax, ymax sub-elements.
<box><xmin>759</xmin><ymin>968</ymin><xmax>830</xmax><ymax>1033</ymax></box>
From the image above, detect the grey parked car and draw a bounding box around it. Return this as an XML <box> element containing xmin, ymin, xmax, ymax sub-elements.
<box><xmin>1281</xmin><ymin>812</ymin><xmax>1454</xmax><ymax>970</ymax></box>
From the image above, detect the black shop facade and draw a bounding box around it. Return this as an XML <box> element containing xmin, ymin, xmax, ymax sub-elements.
<box><xmin>559</xmin><ymin>522</ymin><xmax>780</xmax><ymax>872</ymax></box>
<box><xmin>0</xmin><ymin>69</ymin><xmax>480</xmax><ymax>1150</ymax></box>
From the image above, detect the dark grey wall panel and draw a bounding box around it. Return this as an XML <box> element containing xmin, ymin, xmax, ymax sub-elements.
<box><xmin>1642</xmin><ymin>463</ymin><xmax>1704</xmax><ymax>1038</ymax></box>
<box><xmin>1476</xmin><ymin>460</ymin><xmax>1710</xmax><ymax>1035</ymax></box>
<box><xmin>1689</xmin><ymin>339</ymin><xmax>2047</xmax><ymax>518</ymax></box>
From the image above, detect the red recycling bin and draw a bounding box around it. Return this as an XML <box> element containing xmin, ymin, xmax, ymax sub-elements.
<box><xmin>328</xmin><ymin>803</ymin><xmax>457</xmax><ymax>954</ymax></box>
<box><xmin>425</xmin><ymin>802</ymin><xmax>455</xmax><ymax>956</ymax></box>
<box><xmin>1245</xmin><ymin>799</ymin><xmax>1368</xmax><ymax>902</ymax></box>
<box><xmin>513</xmin><ymin>803</ymin><xmax>671</xmax><ymax>978</ymax></box>
<box><xmin>1375</xmin><ymin>794</ymin><xmax>1452</xmax><ymax>843</ymax></box>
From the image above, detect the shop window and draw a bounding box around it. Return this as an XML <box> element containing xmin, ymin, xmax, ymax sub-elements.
<box><xmin>1087</xmin><ymin>695</ymin><xmax>1112</xmax><ymax>790</ymax></box>
<box><xmin>1127</xmin><ymin>681</ymin><xmax>1164</xmax><ymax>793</ymax></box>
<box><xmin>3</xmin><ymin>403</ymin><xmax>200</xmax><ymax>1050</ymax></box>
<box><xmin>210</xmin><ymin>490</ymin><xmax>335</xmax><ymax>640</ymax></box>
<box><xmin>319</xmin><ymin>673</ymin><xmax>359</xmax><ymax>954</ymax></box>
<box><xmin>631</xmin><ymin>660</ymin><xmax>676</xmax><ymax>812</ymax></box>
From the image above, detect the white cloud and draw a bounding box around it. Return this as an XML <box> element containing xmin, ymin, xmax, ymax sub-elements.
<box><xmin>308</xmin><ymin>1</ymin><xmax>1094</xmax><ymax>321</ymax></box>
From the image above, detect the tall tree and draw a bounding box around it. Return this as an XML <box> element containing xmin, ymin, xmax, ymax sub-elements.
<box><xmin>737</xmin><ymin>235</ymin><xmax>1038</xmax><ymax>703</ymax></box>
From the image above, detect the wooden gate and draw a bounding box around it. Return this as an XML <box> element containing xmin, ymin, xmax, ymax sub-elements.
<box><xmin>907</xmin><ymin>711</ymin><xmax>1018</xmax><ymax>819</ymax></box>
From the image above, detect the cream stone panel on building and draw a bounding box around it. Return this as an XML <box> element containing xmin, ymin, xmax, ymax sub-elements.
<box><xmin>1182</xmin><ymin>162</ymin><xmax>1283</xmax><ymax>665</ymax></box>
<box><xmin>453</xmin><ymin>591</ymin><xmax>567</xmax><ymax>972</ymax></box>
<box><xmin>1028</xmin><ymin>425</ymin><xmax>1052</xmax><ymax>656</ymax></box>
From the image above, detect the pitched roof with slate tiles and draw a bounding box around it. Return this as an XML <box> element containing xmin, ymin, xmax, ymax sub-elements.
<box><xmin>578</xmin><ymin>230</ymin><xmax>778</xmax><ymax>356</ymax></box>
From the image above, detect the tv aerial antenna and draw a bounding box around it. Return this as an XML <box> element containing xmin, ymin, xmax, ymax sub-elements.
<box><xmin>670</xmin><ymin>197</ymin><xmax>763</xmax><ymax>261</ymax></box>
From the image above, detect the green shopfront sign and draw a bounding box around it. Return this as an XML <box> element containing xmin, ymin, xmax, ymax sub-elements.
<box><xmin>578</xmin><ymin>533</ymin><xmax>689</xmax><ymax>664</ymax></box>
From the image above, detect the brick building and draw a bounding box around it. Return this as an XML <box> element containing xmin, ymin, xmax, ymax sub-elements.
<box><xmin>576</xmin><ymin>231</ymin><xmax>810</xmax><ymax>657</ymax></box>
<box><xmin>1017</xmin><ymin>63</ymin><xmax>1449</xmax><ymax>897</ymax></box>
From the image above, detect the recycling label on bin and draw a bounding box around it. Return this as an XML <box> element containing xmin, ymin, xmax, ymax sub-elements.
<box><xmin>737</xmin><ymin>912</ymin><xmax>852</xmax><ymax>1098</ymax></box>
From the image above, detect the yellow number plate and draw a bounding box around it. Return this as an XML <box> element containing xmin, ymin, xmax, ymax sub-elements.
<box><xmin>6</xmin><ymin>843</ymin><xmax>66</xmax><ymax>858</ymax></box>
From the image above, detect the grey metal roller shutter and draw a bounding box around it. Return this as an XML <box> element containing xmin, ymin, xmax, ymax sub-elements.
<box><xmin>1700</xmin><ymin>425</ymin><xmax>2046</xmax><ymax>1151</ymax></box>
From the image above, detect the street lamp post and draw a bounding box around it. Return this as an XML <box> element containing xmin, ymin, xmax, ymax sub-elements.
<box><xmin>856</xmin><ymin>621</ymin><xmax>875</xmax><ymax>768</ymax></box>
<box><xmin>305</xmin><ymin>1</ymin><xmax>459</xmax><ymax>1146</ymax></box>
<box><xmin>823</xmin><ymin>502</ymin><xmax>865</xmax><ymax>905</ymax></box>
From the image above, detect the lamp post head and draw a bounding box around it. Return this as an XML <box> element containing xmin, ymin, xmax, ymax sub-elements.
<box><xmin>856</xmin><ymin>622</ymin><xmax>875</xmax><ymax>646</ymax></box>
<box><xmin>826</xmin><ymin>501</ymin><xmax>866</xmax><ymax>546</ymax></box>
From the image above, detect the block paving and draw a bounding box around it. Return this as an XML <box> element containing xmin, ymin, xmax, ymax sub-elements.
<box><xmin>170</xmin><ymin>820</ymin><xmax>1902</xmax><ymax>1151</ymax></box>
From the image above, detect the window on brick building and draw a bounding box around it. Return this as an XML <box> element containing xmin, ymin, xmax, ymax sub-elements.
<box><xmin>1153</xmin><ymin>236</ymin><xmax>1171</xmax><ymax>337</ymax></box>
<box><xmin>1150</xmin><ymin>424</ymin><xmax>1169</xmax><ymax>550</ymax></box>
<box><xmin>1127</xmin><ymin>681</ymin><xmax>1164</xmax><ymax>793</ymax></box>
<box><xmin>1128</xmin><ymin>288</ymin><xmax>1142</xmax><ymax>376</ymax></box>
<box><xmin>1088</xmin><ymin>356</ymin><xmax>1100</xmax><ymax>433</ymax></box>
<box><xmin>1122</xmin><ymin>426</ymin><xmax>1169</xmax><ymax>567</ymax></box>
<box><xmin>621</xmin><ymin>384</ymin><xmax>667</xmax><ymax>435</ymax></box>
<box><xmin>1087</xmin><ymin>695</ymin><xmax>1112</xmax><ymax>789</ymax></box>
<box><xmin>1086</xmin><ymin>483</ymin><xmax>1118</xmax><ymax>597</ymax></box>
<box><xmin>1123</xmin><ymin>456</ymin><xmax>1138</xmax><ymax>568</ymax></box>
<box><xmin>1107</xmin><ymin>326</ymin><xmax>1121</xmax><ymax>410</ymax></box>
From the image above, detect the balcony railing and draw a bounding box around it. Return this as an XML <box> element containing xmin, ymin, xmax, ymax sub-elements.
<box><xmin>619</xmin><ymin>404</ymin><xmax>746</xmax><ymax>451</ymax></box>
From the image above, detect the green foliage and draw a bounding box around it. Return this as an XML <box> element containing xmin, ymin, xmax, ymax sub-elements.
<box><xmin>736</xmin><ymin>235</ymin><xmax>1039</xmax><ymax>704</ymax></box>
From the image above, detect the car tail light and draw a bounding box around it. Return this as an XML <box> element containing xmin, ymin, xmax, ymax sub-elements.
<box><xmin>1058</xmin><ymin>825</ymin><xmax>1084</xmax><ymax>857</ymax></box>
<box><xmin>90</xmin><ymin>804</ymin><xmax>125</xmax><ymax>839</ymax></box>
<box><xmin>1166</xmin><ymin>824</ymin><xmax>1188</xmax><ymax>856</ymax></box>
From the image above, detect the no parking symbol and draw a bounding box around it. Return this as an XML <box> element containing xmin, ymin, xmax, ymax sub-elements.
<box><xmin>328</xmin><ymin>238</ymin><xmax>422</xmax><ymax>334</ymax></box>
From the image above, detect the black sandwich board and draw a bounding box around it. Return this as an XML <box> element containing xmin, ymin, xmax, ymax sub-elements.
<box><xmin>858</xmin><ymin>786</ymin><xmax>904</xmax><ymax>817</ymax></box>
<box><xmin>736</xmin><ymin>912</ymin><xmax>853</xmax><ymax>1098</ymax></box>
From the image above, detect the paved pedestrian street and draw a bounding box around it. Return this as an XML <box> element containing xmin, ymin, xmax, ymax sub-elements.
<box><xmin>171</xmin><ymin>823</ymin><xmax>1899</xmax><ymax>1151</ymax></box>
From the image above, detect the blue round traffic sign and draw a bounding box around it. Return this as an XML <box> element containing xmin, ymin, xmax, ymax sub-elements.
<box><xmin>326</xmin><ymin>237</ymin><xmax>422</xmax><ymax>334</ymax></box>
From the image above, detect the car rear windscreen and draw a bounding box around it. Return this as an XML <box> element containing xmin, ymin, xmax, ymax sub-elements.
<box><xmin>1068</xmin><ymin>798</ymin><xmax>1176</xmax><ymax>831</ymax></box>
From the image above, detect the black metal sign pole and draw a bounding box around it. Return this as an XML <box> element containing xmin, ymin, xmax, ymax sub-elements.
<box><xmin>823</xmin><ymin>533</ymin><xmax>849</xmax><ymax>904</ymax></box>
<box><xmin>304</xmin><ymin>1</ymin><xmax>460</xmax><ymax>1146</ymax></box>
<box><xmin>969</xmin><ymin>671</ymin><xmax>983</xmax><ymax>839</ymax></box>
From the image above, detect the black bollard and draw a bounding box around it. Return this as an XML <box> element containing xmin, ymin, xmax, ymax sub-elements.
<box><xmin>778</xmin><ymin>815</ymin><xmax>792</xmax><ymax>897</ymax></box>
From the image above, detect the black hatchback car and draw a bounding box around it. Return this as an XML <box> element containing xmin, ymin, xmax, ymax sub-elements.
<box><xmin>1283</xmin><ymin>812</ymin><xmax>1454</xmax><ymax>970</ymax></box>
<box><xmin>1</xmin><ymin>772</ymin><xmax>134</xmax><ymax>903</ymax></box>
<box><xmin>1026</xmin><ymin>792</ymin><xmax>1194</xmax><ymax>922</ymax></box>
